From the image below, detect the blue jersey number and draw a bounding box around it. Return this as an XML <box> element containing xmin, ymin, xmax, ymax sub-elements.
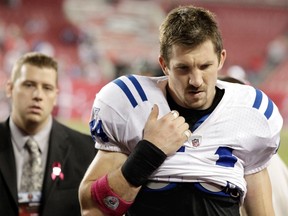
<box><xmin>177</xmin><ymin>146</ymin><xmax>237</xmax><ymax>168</ymax></box>
<box><xmin>90</xmin><ymin>119</ymin><xmax>109</xmax><ymax>142</ymax></box>
<box><xmin>215</xmin><ymin>147</ymin><xmax>237</xmax><ymax>167</ymax></box>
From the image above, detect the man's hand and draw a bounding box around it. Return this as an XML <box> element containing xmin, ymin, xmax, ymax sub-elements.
<box><xmin>143</xmin><ymin>104</ymin><xmax>191</xmax><ymax>156</ymax></box>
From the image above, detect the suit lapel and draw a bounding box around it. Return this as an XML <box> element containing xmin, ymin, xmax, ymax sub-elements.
<box><xmin>0</xmin><ymin>120</ymin><xmax>18</xmax><ymax>205</ymax></box>
<box><xmin>41</xmin><ymin>120</ymin><xmax>71</xmax><ymax>206</ymax></box>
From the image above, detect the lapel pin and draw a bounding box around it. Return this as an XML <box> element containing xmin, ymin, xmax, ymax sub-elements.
<box><xmin>51</xmin><ymin>162</ymin><xmax>64</xmax><ymax>180</ymax></box>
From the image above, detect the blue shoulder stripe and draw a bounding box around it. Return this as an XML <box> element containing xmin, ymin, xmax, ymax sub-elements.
<box><xmin>264</xmin><ymin>99</ymin><xmax>274</xmax><ymax>119</ymax></box>
<box><xmin>252</xmin><ymin>89</ymin><xmax>262</xmax><ymax>109</ymax></box>
<box><xmin>114</xmin><ymin>79</ymin><xmax>138</xmax><ymax>107</ymax></box>
<box><xmin>128</xmin><ymin>75</ymin><xmax>148</xmax><ymax>102</ymax></box>
<box><xmin>113</xmin><ymin>75</ymin><xmax>147</xmax><ymax>108</ymax></box>
<box><xmin>252</xmin><ymin>89</ymin><xmax>274</xmax><ymax>119</ymax></box>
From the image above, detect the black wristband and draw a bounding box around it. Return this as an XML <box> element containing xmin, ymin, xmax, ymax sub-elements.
<box><xmin>121</xmin><ymin>140</ymin><xmax>167</xmax><ymax>187</ymax></box>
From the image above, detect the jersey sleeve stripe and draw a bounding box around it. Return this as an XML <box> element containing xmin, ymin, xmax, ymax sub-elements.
<box><xmin>252</xmin><ymin>88</ymin><xmax>262</xmax><ymax>109</ymax></box>
<box><xmin>252</xmin><ymin>88</ymin><xmax>274</xmax><ymax>119</ymax></box>
<box><xmin>128</xmin><ymin>75</ymin><xmax>148</xmax><ymax>102</ymax></box>
<box><xmin>113</xmin><ymin>79</ymin><xmax>138</xmax><ymax>107</ymax></box>
<box><xmin>264</xmin><ymin>99</ymin><xmax>274</xmax><ymax>119</ymax></box>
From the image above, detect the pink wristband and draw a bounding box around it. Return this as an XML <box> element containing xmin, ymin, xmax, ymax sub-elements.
<box><xmin>91</xmin><ymin>174</ymin><xmax>133</xmax><ymax>216</ymax></box>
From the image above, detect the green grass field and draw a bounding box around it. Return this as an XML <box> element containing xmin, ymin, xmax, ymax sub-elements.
<box><xmin>59</xmin><ymin>118</ymin><xmax>288</xmax><ymax>166</ymax></box>
<box><xmin>279</xmin><ymin>127</ymin><xmax>288</xmax><ymax>165</ymax></box>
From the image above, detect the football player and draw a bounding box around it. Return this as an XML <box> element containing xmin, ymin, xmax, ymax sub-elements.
<box><xmin>79</xmin><ymin>5</ymin><xmax>283</xmax><ymax>216</ymax></box>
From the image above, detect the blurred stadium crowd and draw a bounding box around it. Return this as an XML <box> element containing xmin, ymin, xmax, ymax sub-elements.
<box><xmin>0</xmin><ymin>0</ymin><xmax>288</xmax><ymax>125</ymax></box>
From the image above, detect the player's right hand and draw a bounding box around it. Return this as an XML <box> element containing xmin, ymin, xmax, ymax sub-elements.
<box><xmin>143</xmin><ymin>104</ymin><xmax>191</xmax><ymax>156</ymax></box>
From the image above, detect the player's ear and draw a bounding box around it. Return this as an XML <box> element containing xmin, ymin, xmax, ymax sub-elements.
<box><xmin>218</xmin><ymin>49</ymin><xmax>227</xmax><ymax>70</ymax></box>
<box><xmin>158</xmin><ymin>56</ymin><xmax>169</xmax><ymax>75</ymax></box>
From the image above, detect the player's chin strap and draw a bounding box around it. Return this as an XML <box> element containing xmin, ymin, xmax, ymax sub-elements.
<box><xmin>91</xmin><ymin>140</ymin><xmax>167</xmax><ymax>215</ymax></box>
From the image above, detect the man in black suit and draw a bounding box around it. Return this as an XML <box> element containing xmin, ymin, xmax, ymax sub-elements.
<box><xmin>0</xmin><ymin>52</ymin><xmax>96</xmax><ymax>216</ymax></box>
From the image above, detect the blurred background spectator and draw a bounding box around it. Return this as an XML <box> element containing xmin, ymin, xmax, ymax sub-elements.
<box><xmin>0</xmin><ymin>0</ymin><xmax>287</xmax><ymax>129</ymax></box>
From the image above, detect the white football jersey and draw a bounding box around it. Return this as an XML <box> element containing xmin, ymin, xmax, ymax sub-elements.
<box><xmin>90</xmin><ymin>75</ymin><xmax>283</xmax><ymax>198</ymax></box>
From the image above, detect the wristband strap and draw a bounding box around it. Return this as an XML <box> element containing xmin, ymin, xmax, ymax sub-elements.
<box><xmin>91</xmin><ymin>174</ymin><xmax>133</xmax><ymax>216</ymax></box>
<box><xmin>121</xmin><ymin>140</ymin><xmax>167</xmax><ymax>187</ymax></box>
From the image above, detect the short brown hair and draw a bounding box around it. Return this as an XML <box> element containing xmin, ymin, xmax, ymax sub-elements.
<box><xmin>11</xmin><ymin>52</ymin><xmax>58</xmax><ymax>83</ymax></box>
<box><xmin>159</xmin><ymin>5</ymin><xmax>223</xmax><ymax>65</ymax></box>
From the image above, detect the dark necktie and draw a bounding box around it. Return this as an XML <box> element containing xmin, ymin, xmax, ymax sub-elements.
<box><xmin>20</xmin><ymin>138</ymin><xmax>43</xmax><ymax>192</ymax></box>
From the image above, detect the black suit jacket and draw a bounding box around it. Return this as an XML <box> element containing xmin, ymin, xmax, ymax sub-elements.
<box><xmin>0</xmin><ymin>118</ymin><xmax>97</xmax><ymax>216</ymax></box>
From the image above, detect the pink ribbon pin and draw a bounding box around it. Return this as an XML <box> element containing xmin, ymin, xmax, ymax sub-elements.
<box><xmin>51</xmin><ymin>162</ymin><xmax>64</xmax><ymax>180</ymax></box>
